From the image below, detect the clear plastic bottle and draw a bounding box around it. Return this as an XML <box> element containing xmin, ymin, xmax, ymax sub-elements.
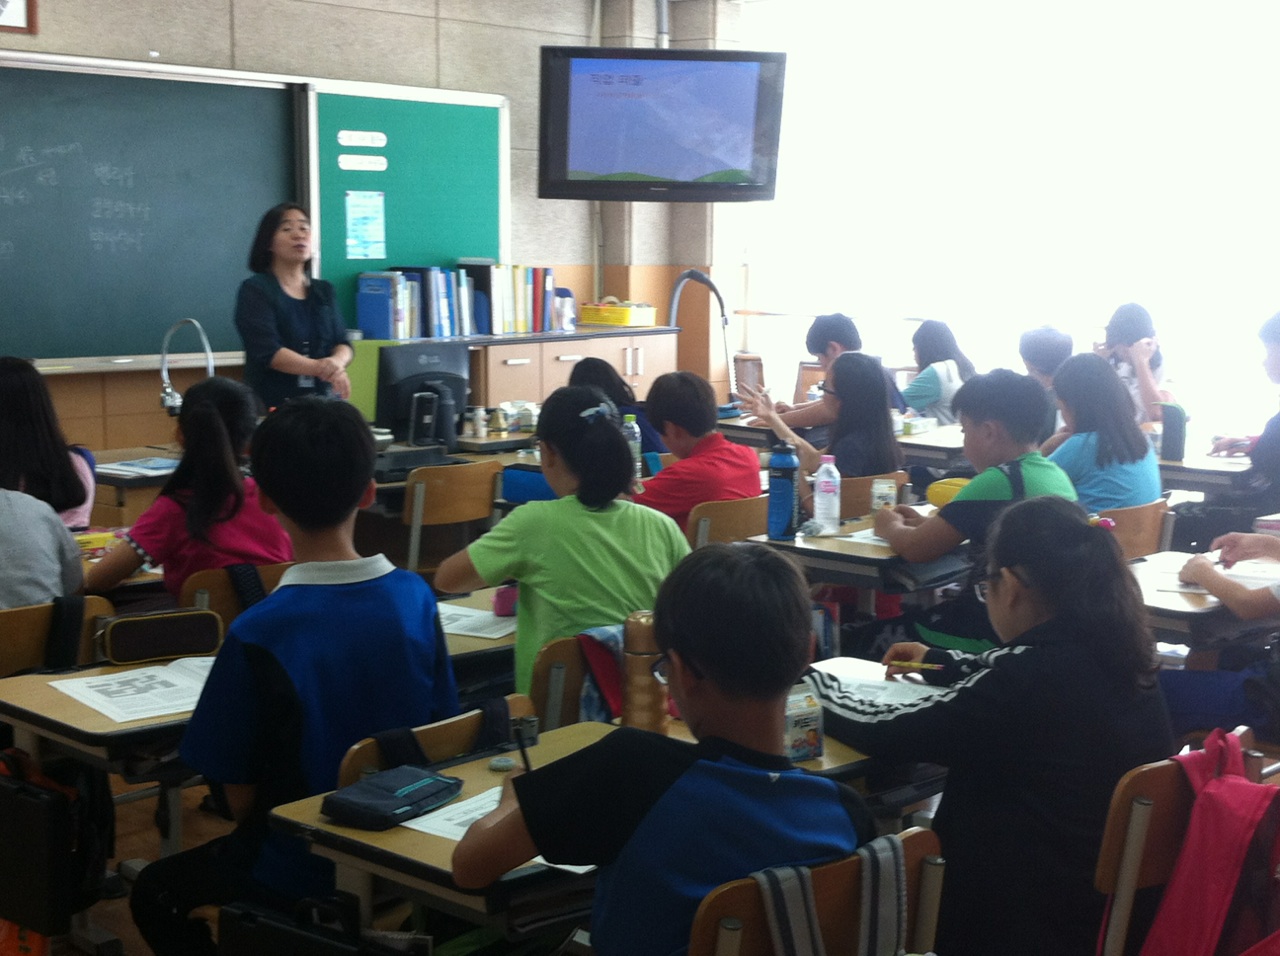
<box><xmin>813</xmin><ymin>455</ymin><xmax>842</xmax><ymax>534</ymax></box>
<box><xmin>621</xmin><ymin>414</ymin><xmax>643</xmax><ymax>480</ymax></box>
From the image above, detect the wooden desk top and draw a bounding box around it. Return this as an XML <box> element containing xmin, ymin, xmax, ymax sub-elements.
<box><xmin>272</xmin><ymin>722</ymin><xmax>615</xmax><ymax>891</ymax></box>
<box><xmin>896</xmin><ymin>423</ymin><xmax>965</xmax><ymax>451</ymax></box>
<box><xmin>1130</xmin><ymin>551</ymin><xmax>1222</xmax><ymax>618</ymax></box>
<box><xmin>750</xmin><ymin>517</ymin><xmax>898</xmax><ymax>565</ymax></box>
<box><xmin>441</xmin><ymin>589</ymin><xmax>516</xmax><ymax>659</ymax></box>
<box><xmin>0</xmin><ymin>664</ymin><xmax>191</xmax><ymax>757</ymax></box>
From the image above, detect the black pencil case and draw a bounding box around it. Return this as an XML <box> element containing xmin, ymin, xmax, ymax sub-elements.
<box><xmin>320</xmin><ymin>766</ymin><xmax>462</xmax><ymax>830</ymax></box>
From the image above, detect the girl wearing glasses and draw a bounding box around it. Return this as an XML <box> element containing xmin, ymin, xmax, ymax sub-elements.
<box><xmin>808</xmin><ymin>496</ymin><xmax>1173</xmax><ymax>956</ymax></box>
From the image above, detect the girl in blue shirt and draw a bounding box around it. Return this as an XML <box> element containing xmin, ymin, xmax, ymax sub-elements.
<box><xmin>1048</xmin><ymin>353</ymin><xmax>1162</xmax><ymax>511</ymax></box>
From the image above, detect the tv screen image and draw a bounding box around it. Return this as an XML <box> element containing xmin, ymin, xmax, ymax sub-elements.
<box><xmin>540</xmin><ymin>46</ymin><xmax>786</xmax><ymax>203</ymax></box>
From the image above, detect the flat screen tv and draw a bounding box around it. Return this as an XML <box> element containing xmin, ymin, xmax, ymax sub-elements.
<box><xmin>539</xmin><ymin>46</ymin><xmax>786</xmax><ymax>203</ymax></box>
<box><xmin>374</xmin><ymin>340</ymin><xmax>471</xmax><ymax>449</ymax></box>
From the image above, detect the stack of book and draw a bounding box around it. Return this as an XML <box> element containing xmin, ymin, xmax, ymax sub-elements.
<box><xmin>356</xmin><ymin>260</ymin><xmax>559</xmax><ymax>340</ymax></box>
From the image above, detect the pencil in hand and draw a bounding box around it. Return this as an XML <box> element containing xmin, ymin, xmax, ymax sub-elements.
<box><xmin>887</xmin><ymin>660</ymin><xmax>944</xmax><ymax>671</ymax></box>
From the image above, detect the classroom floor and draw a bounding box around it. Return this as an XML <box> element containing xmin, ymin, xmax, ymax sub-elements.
<box><xmin>52</xmin><ymin>778</ymin><xmax>234</xmax><ymax>956</ymax></box>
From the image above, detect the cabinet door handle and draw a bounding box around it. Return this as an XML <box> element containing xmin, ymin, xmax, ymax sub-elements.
<box><xmin>555</xmin><ymin>354</ymin><xmax>583</xmax><ymax>362</ymax></box>
<box><xmin>624</xmin><ymin>346</ymin><xmax>633</xmax><ymax>376</ymax></box>
<box><xmin>635</xmin><ymin>346</ymin><xmax>644</xmax><ymax>375</ymax></box>
<box><xmin>503</xmin><ymin>358</ymin><xmax>532</xmax><ymax>366</ymax></box>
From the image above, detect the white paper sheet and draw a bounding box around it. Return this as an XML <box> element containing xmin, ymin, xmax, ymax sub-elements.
<box><xmin>438</xmin><ymin>604</ymin><xmax>517</xmax><ymax>639</ymax></box>
<box><xmin>51</xmin><ymin>656</ymin><xmax>214</xmax><ymax>722</ymax></box>
<box><xmin>811</xmin><ymin>657</ymin><xmax>943</xmax><ymax>704</ymax></box>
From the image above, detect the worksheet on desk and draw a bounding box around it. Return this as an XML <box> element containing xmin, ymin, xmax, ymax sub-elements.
<box><xmin>811</xmin><ymin>657</ymin><xmax>943</xmax><ymax>704</ymax></box>
<box><xmin>438</xmin><ymin>604</ymin><xmax>516</xmax><ymax>639</ymax></box>
<box><xmin>51</xmin><ymin>656</ymin><xmax>214</xmax><ymax>723</ymax></box>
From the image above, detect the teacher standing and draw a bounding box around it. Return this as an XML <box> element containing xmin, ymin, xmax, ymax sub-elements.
<box><xmin>235</xmin><ymin>203</ymin><xmax>353</xmax><ymax>409</ymax></box>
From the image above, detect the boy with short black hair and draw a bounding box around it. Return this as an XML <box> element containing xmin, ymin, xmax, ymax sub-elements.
<box><xmin>452</xmin><ymin>543</ymin><xmax>871</xmax><ymax>956</ymax></box>
<box><xmin>870</xmin><ymin>369</ymin><xmax>1077</xmax><ymax>653</ymax></box>
<box><xmin>131</xmin><ymin>397</ymin><xmax>459</xmax><ymax>956</ymax></box>
<box><xmin>633</xmin><ymin>371</ymin><xmax>762</xmax><ymax>531</ymax></box>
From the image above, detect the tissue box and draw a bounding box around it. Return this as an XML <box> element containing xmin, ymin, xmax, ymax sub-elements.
<box><xmin>579</xmin><ymin>303</ymin><xmax>657</xmax><ymax>328</ymax></box>
<box><xmin>784</xmin><ymin>685</ymin><xmax>824</xmax><ymax>761</ymax></box>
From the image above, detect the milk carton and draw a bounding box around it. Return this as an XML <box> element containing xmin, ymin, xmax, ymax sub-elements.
<box><xmin>784</xmin><ymin>684</ymin><xmax>824</xmax><ymax>761</ymax></box>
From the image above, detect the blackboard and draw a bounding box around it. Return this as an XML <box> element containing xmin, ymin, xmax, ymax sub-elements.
<box><xmin>314</xmin><ymin>89</ymin><xmax>505</xmax><ymax>320</ymax></box>
<box><xmin>0</xmin><ymin>66</ymin><xmax>294</xmax><ymax>360</ymax></box>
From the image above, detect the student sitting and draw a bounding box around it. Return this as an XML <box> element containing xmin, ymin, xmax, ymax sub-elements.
<box><xmin>0</xmin><ymin>489</ymin><xmax>83</xmax><ymax>609</ymax></box>
<box><xmin>1179</xmin><ymin>532</ymin><xmax>1280</xmax><ymax>619</ymax></box>
<box><xmin>747</xmin><ymin>352</ymin><xmax>903</xmax><ymax>479</ymax></box>
<box><xmin>811</xmin><ymin>497</ymin><xmax>1173</xmax><ymax>956</ymax></box>
<box><xmin>130</xmin><ymin>397</ymin><xmax>459</xmax><ymax>956</ymax></box>
<box><xmin>1172</xmin><ymin>311</ymin><xmax>1280</xmax><ymax>550</ymax></box>
<box><xmin>1046</xmin><ymin>353</ymin><xmax>1162</xmax><ymax>511</ymax></box>
<box><xmin>452</xmin><ymin>543</ymin><xmax>873</xmax><ymax>956</ymax></box>
<box><xmin>869</xmin><ymin>369</ymin><xmax>1076</xmax><ymax>653</ymax></box>
<box><xmin>632</xmin><ymin>371</ymin><xmax>762</xmax><ymax>531</ymax></box>
<box><xmin>1095</xmin><ymin>302</ymin><xmax>1174</xmax><ymax>424</ymax></box>
<box><xmin>568</xmin><ymin>356</ymin><xmax>666</xmax><ymax>454</ymax></box>
<box><xmin>436</xmin><ymin>386</ymin><xmax>690</xmax><ymax>693</ymax></box>
<box><xmin>900</xmin><ymin>319</ymin><xmax>976</xmax><ymax>425</ymax></box>
<box><xmin>86</xmin><ymin>377</ymin><xmax>293</xmax><ymax>600</ymax></box>
<box><xmin>1018</xmin><ymin>325</ymin><xmax>1072</xmax><ymax>444</ymax></box>
<box><xmin>0</xmin><ymin>356</ymin><xmax>95</xmax><ymax>531</ymax></box>
<box><xmin>737</xmin><ymin>313</ymin><xmax>905</xmax><ymax>440</ymax></box>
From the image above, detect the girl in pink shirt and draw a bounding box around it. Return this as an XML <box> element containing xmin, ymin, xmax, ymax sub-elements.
<box><xmin>86</xmin><ymin>377</ymin><xmax>293</xmax><ymax>599</ymax></box>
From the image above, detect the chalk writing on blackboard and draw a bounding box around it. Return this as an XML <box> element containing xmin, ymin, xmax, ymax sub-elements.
<box><xmin>89</xmin><ymin>228</ymin><xmax>144</xmax><ymax>254</ymax></box>
<box><xmin>90</xmin><ymin>199</ymin><xmax>151</xmax><ymax>220</ymax></box>
<box><xmin>93</xmin><ymin>164</ymin><xmax>135</xmax><ymax>188</ymax></box>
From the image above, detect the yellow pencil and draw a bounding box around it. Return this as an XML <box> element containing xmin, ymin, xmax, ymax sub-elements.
<box><xmin>887</xmin><ymin>660</ymin><xmax>943</xmax><ymax>671</ymax></box>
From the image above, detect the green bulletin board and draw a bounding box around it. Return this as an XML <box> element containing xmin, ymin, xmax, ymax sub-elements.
<box><xmin>313</xmin><ymin>89</ymin><xmax>507</xmax><ymax>324</ymax></box>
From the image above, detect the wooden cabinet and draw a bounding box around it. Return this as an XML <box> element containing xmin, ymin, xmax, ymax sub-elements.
<box><xmin>469</xmin><ymin>328</ymin><xmax>678</xmax><ymax>407</ymax></box>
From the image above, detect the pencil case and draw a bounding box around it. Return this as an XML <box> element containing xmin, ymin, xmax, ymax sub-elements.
<box><xmin>321</xmin><ymin>766</ymin><xmax>463</xmax><ymax>830</ymax></box>
<box><xmin>97</xmin><ymin>608</ymin><xmax>223</xmax><ymax>664</ymax></box>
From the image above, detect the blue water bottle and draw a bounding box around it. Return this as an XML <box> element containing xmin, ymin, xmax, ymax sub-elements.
<box><xmin>768</xmin><ymin>441</ymin><xmax>800</xmax><ymax>539</ymax></box>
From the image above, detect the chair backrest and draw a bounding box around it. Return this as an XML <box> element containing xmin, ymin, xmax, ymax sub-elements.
<box><xmin>1094</xmin><ymin>726</ymin><xmax>1260</xmax><ymax>956</ymax></box>
<box><xmin>839</xmin><ymin>470</ymin><xmax>909</xmax><ymax>520</ymax></box>
<box><xmin>687</xmin><ymin>827</ymin><xmax>944</xmax><ymax>956</ymax></box>
<box><xmin>529</xmin><ymin>611</ymin><xmax>665</xmax><ymax>732</ymax></box>
<box><xmin>337</xmin><ymin>692</ymin><xmax>536</xmax><ymax>788</ymax></box>
<box><xmin>1098</xmin><ymin>499</ymin><xmax>1173</xmax><ymax>561</ymax></box>
<box><xmin>794</xmin><ymin>361</ymin><xmax>825</xmax><ymax>406</ymax></box>
<box><xmin>178</xmin><ymin>562</ymin><xmax>295</xmax><ymax>627</ymax></box>
<box><xmin>0</xmin><ymin>595</ymin><xmax>114</xmax><ymax>678</ymax></box>
<box><xmin>402</xmin><ymin>459</ymin><xmax>503</xmax><ymax>572</ymax></box>
<box><xmin>734</xmin><ymin>352</ymin><xmax>765</xmax><ymax>395</ymax></box>
<box><xmin>686</xmin><ymin>495</ymin><xmax>769</xmax><ymax>548</ymax></box>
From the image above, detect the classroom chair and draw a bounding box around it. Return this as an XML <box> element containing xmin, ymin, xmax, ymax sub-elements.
<box><xmin>1098</xmin><ymin>499</ymin><xmax>1174</xmax><ymax>561</ymax></box>
<box><xmin>337</xmin><ymin>692</ymin><xmax>536</xmax><ymax>788</ymax></box>
<box><xmin>529</xmin><ymin>612</ymin><xmax>666</xmax><ymax>733</ymax></box>
<box><xmin>839</xmin><ymin>470</ymin><xmax>910</xmax><ymax>520</ymax></box>
<box><xmin>178</xmin><ymin>562</ymin><xmax>295</xmax><ymax>629</ymax></box>
<box><xmin>793</xmin><ymin>361</ymin><xmax>826</xmax><ymax>406</ymax></box>
<box><xmin>1094</xmin><ymin>726</ymin><xmax>1263</xmax><ymax>956</ymax></box>
<box><xmin>686</xmin><ymin>827</ymin><xmax>944</xmax><ymax>956</ymax></box>
<box><xmin>685</xmin><ymin>495</ymin><xmax>769</xmax><ymax>549</ymax></box>
<box><xmin>734</xmin><ymin>352</ymin><xmax>765</xmax><ymax>395</ymax></box>
<box><xmin>0</xmin><ymin>595</ymin><xmax>113</xmax><ymax>678</ymax></box>
<box><xmin>403</xmin><ymin>459</ymin><xmax>503</xmax><ymax>583</ymax></box>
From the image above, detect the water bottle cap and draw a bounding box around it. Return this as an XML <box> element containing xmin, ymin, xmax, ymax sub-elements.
<box><xmin>820</xmin><ymin>455</ymin><xmax>835</xmax><ymax>463</ymax></box>
<box><xmin>624</xmin><ymin>414</ymin><xmax>637</xmax><ymax>423</ymax></box>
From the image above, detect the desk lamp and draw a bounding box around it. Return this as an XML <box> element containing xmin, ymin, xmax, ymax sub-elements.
<box><xmin>160</xmin><ymin>318</ymin><xmax>215</xmax><ymax>416</ymax></box>
<box><xmin>668</xmin><ymin>269</ymin><xmax>736</xmax><ymax>401</ymax></box>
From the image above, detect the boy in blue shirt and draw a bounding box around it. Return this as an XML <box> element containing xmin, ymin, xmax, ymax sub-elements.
<box><xmin>131</xmin><ymin>397</ymin><xmax>459</xmax><ymax>956</ymax></box>
<box><xmin>452</xmin><ymin>543</ymin><xmax>871</xmax><ymax>956</ymax></box>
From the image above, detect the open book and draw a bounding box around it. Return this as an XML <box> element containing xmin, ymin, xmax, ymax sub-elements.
<box><xmin>51</xmin><ymin>656</ymin><xmax>215</xmax><ymax>723</ymax></box>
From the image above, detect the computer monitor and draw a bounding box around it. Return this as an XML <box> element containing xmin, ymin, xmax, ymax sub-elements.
<box><xmin>374</xmin><ymin>340</ymin><xmax>471</xmax><ymax>450</ymax></box>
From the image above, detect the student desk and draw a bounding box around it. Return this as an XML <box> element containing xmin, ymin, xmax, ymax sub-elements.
<box><xmin>752</xmin><ymin>515</ymin><xmax>969</xmax><ymax>615</ymax></box>
<box><xmin>1157</xmin><ymin>453</ymin><xmax>1251</xmax><ymax>496</ymax></box>
<box><xmin>1130</xmin><ymin>550</ymin><xmax>1280</xmax><ymax>665</ymax></box>
<box><xmin>896</xmin><ymin>424</ymin><xmax>967</xmax><ymax>471</ymax></box>
<box><xmin>440</xmin><ymin>589</ymin><xmax>517</xmax><ymax>707</ymax></box>
<box><xmin>271</xmin><ymin>719</ymin><xmax>877</xmax><ymax>933</ymax></box>
<box><xmin>717</xmin><ymin>419</ymin><xmax>775</xmax><ymax>449</ymax></box>
<box><xmin>91</xmin><ymin>445</ymin><xmax>182</xmax><ymax>527</ymax></box>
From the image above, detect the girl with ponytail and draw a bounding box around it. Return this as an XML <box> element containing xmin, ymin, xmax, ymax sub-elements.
<box><xmin>437</xmin><ymin>385</ymin><xmax>690</xmax><ymax>693</ymax></box>
<box><xmin>808</xmin><ymin>496</ymin><xmax>1173</xmax><ymax>956</ymax></box>
<box><xmin>86</xmin><ymin>377</ymin><xmax>292</xmax><ymax>599</ymax></box>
